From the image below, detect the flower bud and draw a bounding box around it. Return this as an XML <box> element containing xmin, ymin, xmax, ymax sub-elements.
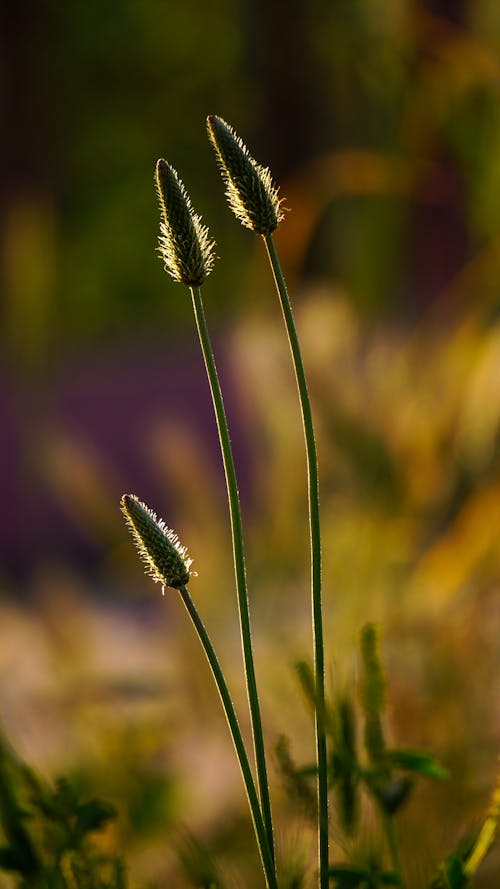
<box><xmin>121</xmin><ymin>494</ymin><xmax>194</xmax><ymax>590</ymax></box>
<box><xmin>156</xmin><ymin>159</ymin><xmax>215</xmax><ymax>286</ymax></box>
<box><xmin>207</xmin><ymin>115</ymin><xmax>283</xmax><ymax>235</ymax></box>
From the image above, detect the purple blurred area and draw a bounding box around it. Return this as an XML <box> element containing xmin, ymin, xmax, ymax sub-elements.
<box><xmin>0</xmin><ymin>338</ymin><xmax>249</xmax><ymax>586</ymax></box>
<box><xmin>1</xmin><ymin>0</ymin><xmax>498</xmax><ymax>591</ymax></box>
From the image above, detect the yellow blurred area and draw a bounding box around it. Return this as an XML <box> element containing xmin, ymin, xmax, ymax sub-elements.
<box><xmin>3</xmin><ymin>275</ymin><xmax>498</xmax><ymax>886</ymax></box>
<box><xmin>1</xmin><ymin>211</ymin><xmax>499</xmax><ymax>884</ymax></box>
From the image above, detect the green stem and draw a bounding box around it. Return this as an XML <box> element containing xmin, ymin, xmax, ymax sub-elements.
<box><xmin>382</xmin><ymin>811</ymin><xmax>405</xmax><ymax>887</ymax></box>
<box><xmin>264</xmin><ymin>234</ymin><xmax>329</xmax><ymax>889</ymax></box>
<box><xmin>178</xmin><ymin>585</ymin><xmax>278</xmax><ymax>889</ymax></box>
<box><xmin>190</xmin><ymin>286</ymin><xmax>276</xmax><ymax>872</ymax></box>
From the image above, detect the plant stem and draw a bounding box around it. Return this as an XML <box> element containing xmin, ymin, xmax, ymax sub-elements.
<box><xmin>263</xmin><ymin>234</ymin><xmax>329</xmax><ymax>889</ymax></box>
<box><xmin>382</xmin><ymin>811</ymin><xmax>405</xmax><ymax>887</ymax></box>
<box><xmin>178</xmin><ymin>585</ymin><xmax>278</xmax><ymax>889</ymax></box>
<box><xmin>190</xmin><ymin>286</ymin><xmax>276</xmax><ymax>872</ymax></box>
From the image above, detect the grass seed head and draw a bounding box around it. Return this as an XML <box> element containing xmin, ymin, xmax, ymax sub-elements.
<box><xmin>121</xmin><ymin>494</ymin><xmax>194</xmax><ymax>590</ymax></box>
<box><xmin>207</xmin><ymin>115</ymin><xmax>284</xmax><ymax>235</ymax></box>
<box><xmin>155</xmin><ymin>159</ymin><xmax>215</xmax><ymax>286</ymax></box>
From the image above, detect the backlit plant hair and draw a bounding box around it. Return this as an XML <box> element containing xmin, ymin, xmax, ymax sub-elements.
<box><xmin>155</xmin><ymin>158</ymin><xmax>215</xmax><ymax>286</ymax></box>
<box><xmin>120</xmin><ymin>494</ymin><xmax>193</xmax><ymax>591</ymax></box>
<box><xmin>206</xmin><ymin>115</ymin><xmax>283</xmax><ymax>235</ymax></box>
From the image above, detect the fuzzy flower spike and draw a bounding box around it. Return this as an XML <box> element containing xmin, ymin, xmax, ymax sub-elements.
<box><xmin>207</xmin><ymin>115</ymin><xmax>284</xmax><ymax>235</ymax></box>
<box><xmin>156</xmin><ymin>158</ymin><xmax>215</xmax><ymax>286</ymax></box>
<box><xmin>121</xmin><ymin>494</ymin><xmax>194</xmax><ymax>591</ymax></box>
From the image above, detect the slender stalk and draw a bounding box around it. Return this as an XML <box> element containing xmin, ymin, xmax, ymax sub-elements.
<box><xmin>178</xmin><ymin>585</ymin><xmax>278</xmax><ymax>889</ymax></box>
<box><xmin>190</xmin><ymin>285</ymin><xmax>276</xmax><ymax>871</ymax></box>
<box><xmin>263</xmin><ymin>234</ymin><xmax>329</xmax><ymax>889</ymax></box>
<box><xmin>382</xmin><ymin>811</ymin><xmax>405</xmax><ymax>887</ymax></box>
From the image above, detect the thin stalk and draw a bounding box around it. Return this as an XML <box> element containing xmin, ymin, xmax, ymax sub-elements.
<box><xmin>190</xmin><ymin>286</ymin><xmax>276</xmax><ymax>871</ymax></box>
<box><xmin>263</xmin><ymin>234</ymin><xmax>329</xmax><ymax>889</ymax></box>
<box><xmin>178</xmin><ymin>585</ymin><xmax>278</xmax><ymax>889</ymax></box>
<box><xmin>382</xmin><ymin>811</ymin><xmax>405</xmax><ymax>887</ymax></box>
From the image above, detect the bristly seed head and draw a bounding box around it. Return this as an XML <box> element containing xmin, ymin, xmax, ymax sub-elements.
<box><xmin>121</xmin><ymin>494</ymin><xmax>194</xmax><ymax>591</ymax></box>
<box><xmin>206</xmin><ymin>115</ymin><xmax>284</xmax><ymax>235</ymax></box>
<box><xmin>155</xmin><ymin>159</ymin><xmax>215</xmax><ymax>286</ymax></box>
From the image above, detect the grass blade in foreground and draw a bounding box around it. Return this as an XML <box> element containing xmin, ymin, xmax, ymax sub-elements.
<box><xmin>154</xmin><ymin>159</ymin><xmax>276</xmax><ymax>873</ymax></box>
<box><xmin>120</xmin><ymin>495</ymin><xmax>277</xmax><ymax>889</ymax></box>
<box><xmin>207</xmin><ymin>114</ymin><xmax>329</xmax><ymax>889</ymax></box>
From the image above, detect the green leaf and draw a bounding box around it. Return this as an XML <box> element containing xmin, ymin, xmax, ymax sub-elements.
<box><xmin>429</xmin><ymin>853</ymin><xmax>471</xmax><ymax>889</ymax></box>
<box><xmin>444</xmin><ymin>855</ymin><xmax>469</xmax><ymax>889</ymax></box>
<box><xmin>385</xmin><ymin>749</ymin><xmax>448</xmax><ymax>781</ymax></box>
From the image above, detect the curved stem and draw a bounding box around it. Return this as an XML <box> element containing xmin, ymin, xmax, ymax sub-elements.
<box><xmin>190</xmin><ymin>286</ymin><xmax>276</xmax><ymax>872</ymax></box>
<box><xmin>178</xmin><ymin>585</ymin><xmax>277</xmax><ymax>889</ymax></box>
<box><xmin>263</xmin><ymin>234</ymin><xmax>329</xmax><ymax>889</ymax></box>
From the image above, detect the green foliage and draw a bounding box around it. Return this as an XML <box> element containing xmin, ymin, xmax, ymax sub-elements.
<box><xmin>358</xmin><ymin>628</ymin><xmax>446</xmax><ymax>829</ymax></box>
<box><xmin>288</xmin><ymin>626</ymin><xmax>454</xmax><ymax>884</ymax></box>
<box><xmin>0</xmin><ymin>746</ymin><xmax>40</xmax><ymax>880</ymax></box>
<box><xmin>0</xmin><ymin>735</ymin><xmax>128</xmax><ymax>889</ymax></box>
<box><xmin>30</xmin><ymin>777</ymin><xmax>117</xmax><ymax>856</ymax></box>
<box><xmin>429</xmin><ymin>854</ymin><xmax>470</xmax><ymax>889</ymax></box>
<box><xmin>383</xmin><ymin>749</ymin><xmax>448</xmax><ymax>782</ymax></box>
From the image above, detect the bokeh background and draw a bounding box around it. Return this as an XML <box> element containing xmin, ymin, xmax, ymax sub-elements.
<box><xmin>0</xmin><ymin>1</ymin><xmax>499</xmax><ymax>886</ymax></box>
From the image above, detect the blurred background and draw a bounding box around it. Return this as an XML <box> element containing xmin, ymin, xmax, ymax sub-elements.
<box><xmin>0</xmin><ymin>1</ymin><xmax>499</xmax><ymax>886</ymax></box>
